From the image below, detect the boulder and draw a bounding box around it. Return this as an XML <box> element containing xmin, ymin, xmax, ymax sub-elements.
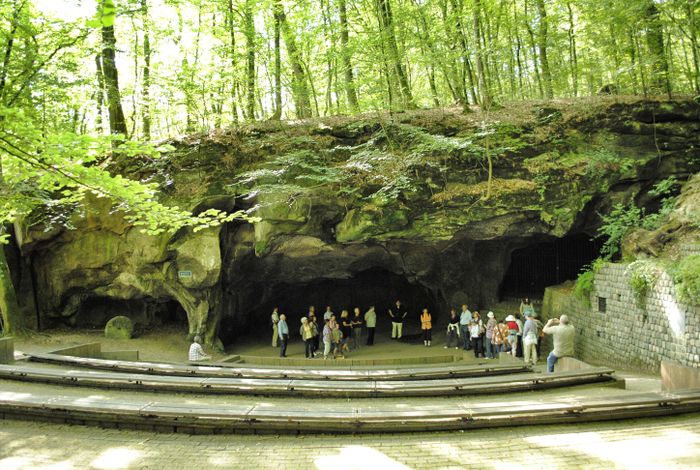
<box><xmin>104</xmin><ymin>315</ymin><xmax>134</xmax><ymax>340</ymax></box>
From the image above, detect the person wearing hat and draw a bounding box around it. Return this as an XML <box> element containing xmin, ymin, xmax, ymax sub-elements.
<box><xmin>484</xmin><ymin>311</ymin><xmax>498</xmax><ymax>359</ymax></box>
<box><xmin>505</xmin><ymin>314</ymin><xmax>520</xmax><ymax>357</ymax></box>
<box><xmin>522</xmin><ymin>311</ymin><xmax>539</xmax><ymax>366</ymax></box>
<box><xmin>543</xmin><ymin>315</ymin><xmax>575</xmax><ymax>372</ymax></box>
<box><xmin>188</xmin><ymin>335</ymin><xmax>211</xmax><ymax>362</ymax></box>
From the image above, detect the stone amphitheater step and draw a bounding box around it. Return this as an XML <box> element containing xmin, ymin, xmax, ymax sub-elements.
<box><xmin>0</xmin><ymin>363</ymin><xmax>617</xmax><ymax>397</ymax></box>
<box><xmin>1</xmin><ymin>387</ymin><xmax>698</xmax><ymax>434</ymax></box>
<box><xmin>26</xmin><ymin>352</ymin><xmax>532</xmax><ymax>380</ymax></box>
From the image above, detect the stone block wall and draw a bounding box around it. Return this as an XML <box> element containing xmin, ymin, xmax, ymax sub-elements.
<box><xmin>542</xmin><ymin>263</ymin><xmax>700</xmax><ymax>373</ymax></box>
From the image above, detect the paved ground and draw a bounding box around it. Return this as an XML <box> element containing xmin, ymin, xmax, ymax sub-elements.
<box><xmin>5</xmin><ymin>315</ymin><xmax>691</xmax><ymax>470</ymax></box>
<box><xmin>2</xmin><ymin>413</ymin><xmax>700</xmax><ymax>469</ymax></box>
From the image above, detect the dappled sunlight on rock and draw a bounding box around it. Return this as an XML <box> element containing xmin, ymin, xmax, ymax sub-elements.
<box><xmin>90</xmin><ymin>447</ymin><xmax>143</xmax><ymax>469</ymax></box>
<box><xmin>314</xmin><ymin>446</ymin><xmax>410</xmax><ymax>470</ymax></box>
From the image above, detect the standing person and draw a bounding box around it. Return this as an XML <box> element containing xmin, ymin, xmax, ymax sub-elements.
<box><xmin>278</xmin><ymin>314</ymin><xmax>289</xmax><ymax>358</ymax></box>
<box><xmin>420</xmin><ymin>308</ymin><xmax>433</xmax><ymax>346</ymax></box>
<box><xmin>322</xmin><ymin>318</ymin><xmax>333</xmax><ymax>359</ymax></box>
<box><xmin>469</xmin><ymin>311</ymin><xmax>484</xmax><ymax>358</ymax></box>
<box><xmin>271</xmin><ymin>307</ymin><xmax>280</xmax><ymax>348</ymax></box>
<box><xmin>459</xmin><ymin>304</ymin><xmax>472</xmax><ymax>350</ymax></box>
<box><xmin>444</xmin><ymin>309</ymin><xmax>460</xmax><ymax>349</ymax></box>
<box><xmin>188</xmin><ymin>336</ymin><xmax>211</xmax><ymax>362</ymax></box>
<box><xmin>388</xmin><ymin>300</ymin><xmax>408</xmax><ymax>339</ymax></box>
<box><xmin>323</xmin><ymin>306</ymin><xmax>334</xmax><ymax>323</ymax></box>
<box><xmin>543</xmin><ymin>315</ymin><xmax>575</xmax><ymax>373</ymax></box>
<box><xmin>484</xmin><ymin>312</ymin><xmax>497</xmax><ymax>359</ymax></box>
<box><xmin>515</xmin><ymin>313</ymin><xmax>524</xmax><ymax>358</ymax></box>
<box><xmin>352</xmin><ymin>307</ymin><xmax>363</xmax><ymax>350</ymax></box>
<box><xmin>535</xmin><ymin>316</ymin><xmax>545</xmax><ymax>358</ymax></box>
<box><xmin>300</xmin><ymin>317</ymin><xmax>315</xmax><ymax>358</ymax></box>
<box><xmin>522</xmin><ymin>311</ymin><xmax>539</xmax><ymax>366</ymax></box>
<box><xmin>491</xmin><ymin>320</ymin><xmax>508</xmax><ymax>357</ymax></box>
<box><xmin>505</xmin><ymin>314</ymin><xmax>520</xmax><ymax>358</ymax></box>
<box><xmin>331</xmin><ymin>322</ymin><xmax>344</xmax><ymax>358</ymax></box>
<box><xmin>520</xmin><ymin>298</ymin><xmax>536</xmax><ymax>318</ymax></box>
<box><xmin>340</xmin><ymin>310</ymin><xmax>353</xmax><ymax>351</ymax></box>
<box><xmin>364</xmin><ymin>306</ymin><xmax>377</xmax><ymax>346</ymax></box>
<box><xmin>309</xmin><ymin>313</ymin><xmax>320</xmax><ymax>355</ymax></box>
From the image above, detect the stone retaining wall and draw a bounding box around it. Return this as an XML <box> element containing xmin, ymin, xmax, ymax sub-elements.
<box><xmin>542</xmin><ymin>263</ymin><xmax>700</xmax><ymax>373</ymax></box>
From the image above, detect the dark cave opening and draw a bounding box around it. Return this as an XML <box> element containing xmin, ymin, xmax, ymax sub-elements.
<box><xmin>498</xmin><ymin>233</ymin><xmax>602</xmax><ymax>299</ymax></box>
<box><xmin>219</xmin><ymin>268</ymin><xmax>438</xmax><ymax>345</ymax></box>
<box><xmin>71</xmin><ymin>297</ymin><xmax>187</xmax><ymax>331</ymax></box>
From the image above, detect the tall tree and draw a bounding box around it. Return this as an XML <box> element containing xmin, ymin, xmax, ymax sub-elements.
<box><xmin>244</xmin><ymin>0</ymin><xmax>256</xmax><ymax>120</ymax></box>
<box><xmin>473</xmin><ymin>0</ymin><xmax>492</xmax><ymax>107</ymax></box>
<box><xmin>274</xmin><ymin>0</ymin><xmax>312</xmax><ymax>119</ymax></box>
<box><xmin>338</xmin><ymin>0</ymin><xmax>359</xmax><ymax>112</ymax></box>
<box><xmin>535</xmin><ymin>0</ymin><xmax>553</xmax><ymax>99</ymax></box>
<box><xmin>98</xmin><ymin>0</ymin><xmax>128</xmax><ymax>137</ymax></box>
<box><xmin>643</xmin><ymin>0</ymin><xmax>671</xmax><ymax>97</ymax></box>
<box><xmin>376</xmin><ymin>0</ymin><xmax>414</xmax><ymax>109</ymax></box>
<box><xmin>141</xmin><ymin>0</ymin><xmax>152</xmax><ymax>139</ymax></box>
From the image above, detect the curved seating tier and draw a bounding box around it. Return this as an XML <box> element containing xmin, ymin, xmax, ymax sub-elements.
<box><xmin>0</xmin><ymin>363</ymin><xmax>617</xmax><ymax>397</ymax></box>
<box><xmin>1</xmin><ymin>388</ymin><xmax>698</xmax><ymax>434</ymax></box>
<box><xmin>27</xmin><ymin>352</ymin><xmax>532</xmax><ymax>381</ymax></box>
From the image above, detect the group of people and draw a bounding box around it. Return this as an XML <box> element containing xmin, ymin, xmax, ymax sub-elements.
<box><xmin>265</xmin><ymin>297</ymin><xmax>574</xmax><ymax>372</ymax></box>
<box><xmin>271</xmin><ymin>305</ymin><xmax>378</xmax><ymax>359</ymax></box>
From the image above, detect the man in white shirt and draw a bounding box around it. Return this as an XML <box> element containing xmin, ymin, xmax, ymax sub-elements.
<box><xmin>459</xmin><ymin>304</ymin><xmax>472</xmax><ymax>350</ymax></box>
<box><xmin>189</xmin><ymin>336</ymin><xmax>211</xmax><ymax>362</ymax></box>
<box><xmin>542</xmin><ymin>315</ymin><xmax>575</xmax><ymax>373</ymax></box>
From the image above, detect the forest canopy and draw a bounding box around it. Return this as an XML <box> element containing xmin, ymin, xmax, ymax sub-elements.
<box><xmin>1</xmin><ymin>0</ymin><xmax>698</xmax><ymax>142</ymax></box>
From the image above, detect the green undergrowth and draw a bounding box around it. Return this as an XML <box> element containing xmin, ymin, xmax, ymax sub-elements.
<box><xmin>574</xmin><ymin>258</ymin><xmax>608</xmax><ymax>306</ymax></box>
<box><xmin>671</xmin><ymin>254</ymin><xmax>700</xmax><ymax>305</ymax></box>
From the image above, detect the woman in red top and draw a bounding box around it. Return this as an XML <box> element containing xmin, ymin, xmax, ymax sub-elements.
<box><xmin>505</xmin><ymin>314</ymin><xmax>520</xmax><ymax>357</ymax></box>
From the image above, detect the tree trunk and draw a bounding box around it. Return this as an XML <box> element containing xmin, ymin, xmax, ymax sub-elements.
<box><xmin>473</xmin><ymin>0</ymin><xmax>492</xmax><ymax>107</ymax></box>
<box><xmin>0</xmin><ymin>0</ymin><xmax>26</xmax><ymax>104</ymax></box>
<box><xmin>376</xmin><ymin>0</ymin><xmax>414</xmax><ymax>109</ymax></box>
<box><xmin>643</xmin><ymin>1</ymin><xmax>671</xmax><ymax>97</ymax></box>
<box><xmin>535</xmin><ymin>0</ymin><xmax>553</xmax><ymax>99</ymax></box>
<box><xmin>244</xmin><ymin>0</ymin><xmax>256</xmax><ymax>120</ymax></box>
<box><xmin>0</xmin><ymin>242</ymin><xmax>21</xmax><ymax>335</ymax></box>
<box><xmin>94</xmin><ymin>54</ymin><xmax>107</xmax><ymax>134</ymax></box>
<box><xmin>100</xmin><ymin>2</ymin><xmax>128</xmax><ymax>137</ymax></box>
<box><xmin>275</xmin><ymin>0</ymin><xmax>313</xmax><ymax>119</ymax></box>
<box><xmin>338</xmin><ymin>0</ymin><xmax>359</xmax><ymax>112</ymax></box>
<box><xmin>226</xmin><ymin>0</ymin><xmax>239</xmax><ymax>122</ymax></box>
<box><xmin>566</xmin><ymin>2</ymin><xmax>578</xmax><ymax>97</ymax></box>
<box><xmin>141</xmin><ymin>0</ymin><xmax>151</xmax><ymax>139</ymax></box>
<box><xmin>270</xmin><ymin>5</ymin><xmax>282</xmax><ymax>120</ymax></box>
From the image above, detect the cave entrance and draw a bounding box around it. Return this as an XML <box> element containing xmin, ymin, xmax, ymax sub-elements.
<box><xmin>72</xmin><ymin>297</ymin><xmax>187</xmax><ymax>332</ymax></box>
<box><xmin>498</xmin><ymin>233</ymin><xmax>601</xmax><ymax>299</ymax></box>
<box><xmin>224</xmin><ymin>268</ymin><xmax>438</xmax><ymax>344</ymax></box>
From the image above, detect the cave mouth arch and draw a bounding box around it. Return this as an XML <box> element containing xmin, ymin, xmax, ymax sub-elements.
<box><xmin>71</xmin><ymin>296</ymin><xmax>187</xmax><ymax>332</ymax></box>
<box><xmin>219</xmin><ymin>268</ymin><xmax>439</xmax><ymax>346</ymax></box>
<box><xmin>498</xmin><ymin>233</ymin><xmax>602</xmax><ymax>300</ymax></box>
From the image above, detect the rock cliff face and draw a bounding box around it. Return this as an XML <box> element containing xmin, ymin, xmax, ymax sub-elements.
<box><xmin>10</xmin><ymin>98</ymin><xmax>700</xmax><ymax>347</ymax></box>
